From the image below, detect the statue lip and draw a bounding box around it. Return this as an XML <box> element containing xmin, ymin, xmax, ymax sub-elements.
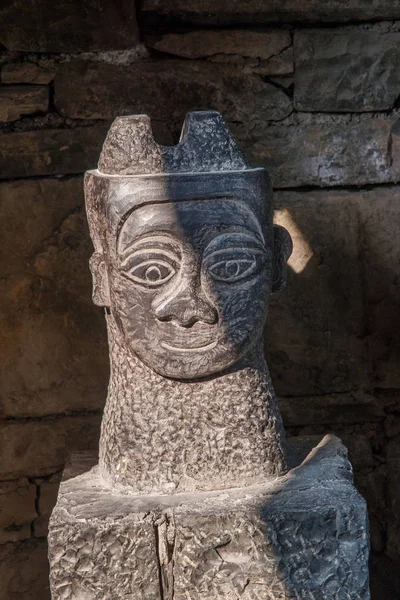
<box><xmin>160</xmin><ymin>340</ymin><xmax>218</xmax><ymax>353</ymax></box>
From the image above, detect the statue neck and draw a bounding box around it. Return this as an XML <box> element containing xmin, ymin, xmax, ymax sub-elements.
<box><xmin>99</xmin><ymin>315</ymin><xmax>286</xmax><ymax>495</ymax></box>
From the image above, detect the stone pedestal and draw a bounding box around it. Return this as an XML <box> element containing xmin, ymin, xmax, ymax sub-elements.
<box><xmin>48</xmin><ymin>435</ymin><xmax>370</xmax><ymax>600</ymax></box>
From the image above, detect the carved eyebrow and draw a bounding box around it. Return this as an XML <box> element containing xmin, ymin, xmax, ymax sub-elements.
<box><xmin>118</xmin><ymin>233</ymin><xmax>182</xmax><ymax>259</ymax></box>
<box><xmin>203</xmin><ymin>232</ymin><xmax>266</xmax><ymax>255</ymax></box>
<box><xmin>119</xmin><ymin>247</ymin><xmax>180</xmax><ymax>268</ymax></box>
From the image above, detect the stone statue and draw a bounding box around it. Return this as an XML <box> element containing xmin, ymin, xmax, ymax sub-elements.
<box><xmin>48</xmin><ymin>111</ymin><xmax>370</xmax><ymax>600</ymax></box>
<box><xmin>85</xmin><ymin>110</ymin><xmax>291</xmax><ymax>495</ymax></box>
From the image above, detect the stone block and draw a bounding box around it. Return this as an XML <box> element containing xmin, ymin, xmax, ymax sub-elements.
<box><xmin>0</xmin><ymin>0</ymin><xmax>138</xmax><ymax>52</ymax></box>
<box><xmin>294</xmin><ymin>30</ymin><xmax>400</xmax><ymax>112</ymax></box>
<box><xmin>354</xmin><ymin>466</ymin><xmax>387</xmax><ymax>554</ymax></box>
<box><xmin>0</xmin><ymin>85</ymin><xmax>48</xmax><ymax>122</ymax></box>
<box><xmin>1</xmin><ymin>62</ymin><xmax>55</xmax><ymax>83</ymax></box>
<box><xmin>0</xmin><ymin>478</ymin><xmax>37</xmax><ymax>544</ymax></box>
<box><xmin>370</xmin><ymin>554</ymin><xmax>400</xmax><ymax>600</ymax></box>
<box><xmin>34</xmin><ymin>479</ymin><xmax>61</xmax><ymax>538</ymax></box>
<box><xmin>54</xmin><ymin>59</ymin><xmax>292</xmax><ymax>125</ymax></box>
<box><xmin>48</xmin><ymin>436</ymin><xmax>370</xmax><ymax>599</ymax></box>
<box><xmin>145</xmin><ymin>29</ymin><xmax>291</xmax><ymax>61</ymax></box>
<box><xmin>386</xmin><ymin>443</ymin><xmax>400</xmax><ymax>558</ymax></box>
<box><xmin>0</xmin><ymin>415</ymin><xmax>101</xmax><ymax>480</ymax></box>
<box><xmin>238</xmin><ymin>118</ymin><xmax>394</xmax><ymax>188</ymax></box>
<box><xmin>0</xmin><ymin>539</ymin><xmax>50</xmax><ymax>600</ymax></box>
<box><xmin>267</xmin><ymin>190</ymin><xmax>366</xmax><ymax>395</ymax></box>
<box><xmin>0</xmin><ymin>126</ymin><xmax>108</xmax><ymax>179</ymax></box>
<box><xmin>357</xmin><ymin>187</ymin><xmax>400</xmax><ymax>388</ymax></box>
<box><xmin>141</xmin><ymin>0</ymin><xmax>400</xmax><ymax>24</ymax></box>
<box><xmin>279</xmin><ymin>393</ymin><xmax>384</xmax><ymax>427</ymax></box>
<box><xmin>0</xmin><ymin>177</ymin><xmax>108</xmax><ymax>418</ymax></box>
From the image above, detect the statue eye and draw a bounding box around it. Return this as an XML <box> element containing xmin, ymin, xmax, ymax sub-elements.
<box><xmin>129</xmin><ymin>260</ymin><xmax>176</xmax><ymax>287</ymax></box>
<box><xmin>208</xmin><ymin>258</ymin><xmax>257</xmax><ymax>282</ymax></box>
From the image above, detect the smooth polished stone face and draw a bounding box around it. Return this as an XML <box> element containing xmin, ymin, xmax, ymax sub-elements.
<box><xmin>110</xmin><ymin>197</ymin><xmax>273</xmax><ymax>379</ymax></box>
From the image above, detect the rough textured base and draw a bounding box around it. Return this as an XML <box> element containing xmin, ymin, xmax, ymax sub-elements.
<box><xmin>48</xmin><ymin>435</ymin><xmax>370</xmax><ymax>600</ymax></box>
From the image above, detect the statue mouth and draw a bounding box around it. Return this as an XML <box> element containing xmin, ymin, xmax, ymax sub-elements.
<box><xmin>160</xmin><ymin>340</ymin><xmax>218</xmax><ymax>353</ymax></box>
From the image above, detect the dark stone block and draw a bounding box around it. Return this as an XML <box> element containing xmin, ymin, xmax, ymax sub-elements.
<box><xmin>268</xmin><ymin>190</ymin><xmax>366</xmax><ymax>395</ymax></box>
<box><xmin>294</xmin><ymin>30</ymin><xmax>400</xmax><ymax>112</ymax></box>
<box><xmin>239</xmin><ymin>118</ymin><xmax>394</xmax><ymax>188</ymax></box>
<box><xmin>0</xmin><ymin>85</ymin><xmax>48</xmax><ymax>122</ymax></box>
<box><xmin>1</xmin><ymin>62</ymin><xmax>56</xmax><ymax>84</ymax></box>
<box><xmin>54</xmin><ymin>59</ymin><xmax>292</xmax><ymax>124</ymax></box>
<box><xmin>0</xmin><ymin>177</ymin><xmax>108</xmax><ymax>418</ymax></box>
<box><xmin>0</xmin><ymin>540</ymin><xmax>50</xmax><ymax>600</ymax></box>
<box><xmin>141</xmin><ymin>0</ymin><xmax>400</xmax><ymax>25</ymax></box>
<box><xmin>0</xmin><ymin>126</ymin><xmax>108</xmax><ymax>179</ymax></box>
<box><xmin>0</xmin><ymin>0</ymin><xmax>138</xmax><ymax>52</ymax></box>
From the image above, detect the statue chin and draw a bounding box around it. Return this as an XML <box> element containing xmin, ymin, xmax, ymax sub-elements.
<box><xmin>125</xmin><ymin>336</ymin><xmax>253</xmax><ymax>380</ymax></box>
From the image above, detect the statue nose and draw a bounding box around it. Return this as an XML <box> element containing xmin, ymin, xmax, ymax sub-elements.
<box><xmin>154</xmin><ymin>288</ymin><xmax>218</xmax><ymax>328</ymax></box>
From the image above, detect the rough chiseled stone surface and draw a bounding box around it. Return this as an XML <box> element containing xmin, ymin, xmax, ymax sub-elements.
<box><xmin>98</xmin><ymin>112</ymin><xmax>247</xmax><ymax>175</ymax></box>
<box><xmin>0</xmin><ymin>177</ymin><xmax>108</xmax><ymax>418</ymax></box>
<box><xmin>0</xmin><ymin>0</ymin><xmax>138</xmax><ymax>52</ymax></box>
<box><xmin>0</xmin><ymin>126</ymin><xmax>108</xmax><ymax>179</ymax></box>
<box><xmin>295</xmin><ymin>30</ymin><xmax>400</xmax><ymax>112</ymax></box>
<box><xmin>100</xmin><ymin>321</ymin><xmax>285</xmax><ymax>494</ymax></box>
<box><xmin>141</xmin><ymin>0</ymin><xmax>400</xmax><ymax>24</ymax></box>
<box><xmin>48</xmin><ymin>436</ymin><xmax>370</xmax><ymax>600</ymax></box>
<box><xmin>54</xmin><ymin>60</ymin><xmax>292</xmax><ymax>123</ymax></box>
<box><xmin>0</xmin><ymin>85</ymin><xmax>48</xmax><ymax>122</ymax></box>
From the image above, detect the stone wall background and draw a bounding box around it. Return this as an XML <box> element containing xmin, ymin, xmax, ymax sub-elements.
<box><xmin>1</xmin><ymin>1</ymin><xmax>400</xmax><ymax>598</ymax></box>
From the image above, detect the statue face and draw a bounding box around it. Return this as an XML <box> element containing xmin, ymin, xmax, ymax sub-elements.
<box><xmin>107</xmin><ymin>198</ymin><xmax>273</xmax><ymax>379</ymax></box>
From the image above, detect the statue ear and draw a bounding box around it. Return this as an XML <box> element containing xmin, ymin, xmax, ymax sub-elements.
<box><xmin>272</xmin><ymin>225</ymin><xmax>293</xmax><ymax>293</ymax></box>
<box><xmin>89</xmin><ymin>253</ymin><xmax>111</xmax><ymax>307</ymax></box>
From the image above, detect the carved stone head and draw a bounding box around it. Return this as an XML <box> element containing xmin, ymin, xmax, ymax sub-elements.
<box><xmin>85</xmin><ymin>111</ymin><xmax>291</xmax><ymax>379</ymax></box>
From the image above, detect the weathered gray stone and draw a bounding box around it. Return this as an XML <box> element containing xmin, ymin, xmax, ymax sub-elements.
<box><xmin>358</xmin><ymin>187</ymin><xmax>400</xmax><ymax>389</ymax></box>
<box><xmin>54</xmin><ymin>59</ymin><xmax>292</xmax><ymax>124</ymax></box>
<box><xmin>295</xmin><ymin>30</ymin><xmax>400</xmax><ymax>112</ymax></box>
<box><xmin>1</xmin><ymin>62</ymin><xmax>55</xmax><ymax>83</ymax></box>
<box><xmin>268</xmin><ymin>190</ymin><xmax>366</xmax><ymax>395</ymax></box>
<box><xmin>141</xmin><ymin>0</ymin><xmax>400</xmax><ymax>24</ymax></box>
<box><xmin>85</xmin><ymin>112</ymin><xmax>290</xmax><ymax>493</ymax></box>
<box><xmin>0</xmin><ymin>177</ymin><xmax>108</xmax><ymax>418</ymax></box>
<box><xmin>145</xmin><ymin>29</ymin><xmax>291</xmax><ymax>60</ymax></box>
<box><xmin>0</xmin><ymin>85</ymin><xmax>48</xmax><ymax>122</ymax></box>
<box><xmin>98</xmin><ymin>112</ymin><xmax>247</xmax><ymax>175</ymax></box>
<box><xmin>0</xmin><ymin>539</ymin><xmax>50</xmax><ymax>600</ymax></box>
<box><xmin>239</xmin><ymin>118</ymin><xmax>395</xmax><ymax>188</ymax></box>
<box><xmin>0</xmin><ymin>415</ymin><xmax>101</xmax><ymax>480</ymax></box>
<box><xmin>49</xmin><ymin>436</ymin><xmax>370</xmax><ymax>599</ymax></box>
<box><xmin>0</xmin><ymin>0</ymin><xmax>138</xmax><ymax>52</ymax></box>
<box><xmin>0</xmin><ymin>478</ymin><xmax>37</xmax><ymax>544</ymax></box>
<box><xmin>0</xmin><ymin>126</ymin><xmax>108</xmax><ymax>179</ymax></box>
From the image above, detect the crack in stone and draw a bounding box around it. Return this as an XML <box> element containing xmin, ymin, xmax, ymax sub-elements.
<box><xmin>155</xmin><ymin>513</ymin><xmax>176</xmax><ymax>600</ymax></box>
